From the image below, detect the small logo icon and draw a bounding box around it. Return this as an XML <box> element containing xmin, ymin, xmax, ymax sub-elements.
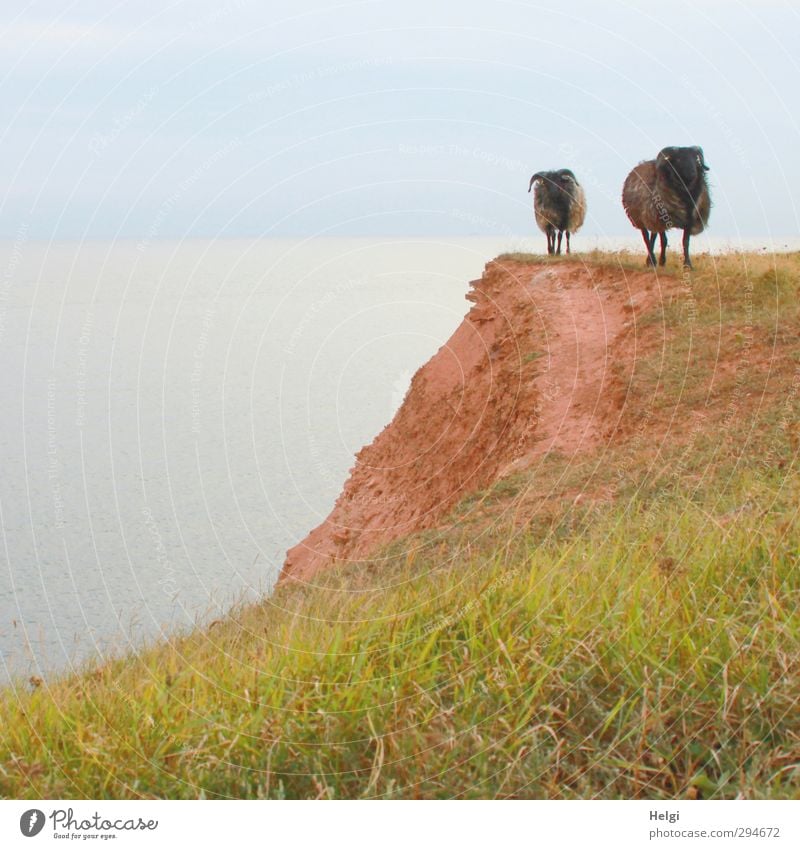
<box><xmin>20</xmin><ymin>810</ymin><xmax>45</xmax><ymax>837</ymax></box>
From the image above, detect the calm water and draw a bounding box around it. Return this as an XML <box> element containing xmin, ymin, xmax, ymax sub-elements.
<box><xmin>0</xmin><ymin>236</ymin><xmax>540</xmax><ymax>680</ymax></box>
<box><xmin>1</xmin><ymin>234</ymin><xmax>797</xmax><ymax>680</ymax></box>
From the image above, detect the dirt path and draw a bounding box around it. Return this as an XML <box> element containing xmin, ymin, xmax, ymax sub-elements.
<box><xmin>282</xmin><ymin>259</ymin><xmax>657</xmax><ymax>582</ymax></box>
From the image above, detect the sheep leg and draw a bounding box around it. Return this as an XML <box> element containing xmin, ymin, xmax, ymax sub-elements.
<box><xmin>642</xmin><ymin>227</ymin><xmax>656</xmax><ymax>265</ymax></box>
<box><xmin>682</xmin><ymin>229</ymin><xmax>692</xmax><ymax>268</ymax></box>
<box><xmin>566</xmin><ymin>231</ymin><xmax>571</xmax><ymax>254</ymax></box>
<box><xmin>546</xmin><ymin>227</ymin><xmax>555</xmax><ymax>255</ymax></box>
<box><xmin>556</xmin><ymin>231</ymin><xmax>563</xmax><ymax>255</ymax></box>
<box><xmin>640</xmin><ymin>228</ymin><xmax>656</xmax><ymax>266</ymax></box>
<box><xmin>659</xmin><ymin>232</ymin><xmax>668</xmax><ymax>266</ymax></box>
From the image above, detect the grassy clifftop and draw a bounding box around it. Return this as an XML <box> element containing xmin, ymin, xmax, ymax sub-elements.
<box><xmin>2</xmin><ymin>251</ymin><xmax>799</xmax><ymax>799</ymax></box>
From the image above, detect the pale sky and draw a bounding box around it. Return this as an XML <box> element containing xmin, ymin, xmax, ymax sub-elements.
<box><xmin>1</xmin><ymin>0</ymin><xmax>798</xmax><ymax>240</ymax></box>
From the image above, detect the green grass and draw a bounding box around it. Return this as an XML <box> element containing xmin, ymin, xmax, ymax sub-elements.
<box><xmin>1</xmin><ymin>252</ymin><xmax>799</xmax><ymax>799</ymax></box>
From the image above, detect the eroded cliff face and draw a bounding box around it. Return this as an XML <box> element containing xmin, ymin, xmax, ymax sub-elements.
<box><xmin>283</xmin><ymin>259</ymin><xmax>656</xmax><ymax>581</ymax></box>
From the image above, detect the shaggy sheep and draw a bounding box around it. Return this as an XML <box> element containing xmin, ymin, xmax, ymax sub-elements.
<box><xmin>528</xmin><ymin>169</ymin><xmax>587</xmax><ymax>255</ymax></box>
<box><xmin>622</xmin><ymin>146</ymin><xmax>711</xmax><ymax>268</ymax></box>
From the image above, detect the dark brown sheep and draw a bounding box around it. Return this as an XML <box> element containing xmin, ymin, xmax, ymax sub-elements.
<box><xmin>622</xmin><ymin>146</ymin><xmax>711</xmax><ymax>268</ymax></box>
<box><xmin>528</xmin><ymin>169</ymin><xmax>587</xmax><ymax>255</ymax></box>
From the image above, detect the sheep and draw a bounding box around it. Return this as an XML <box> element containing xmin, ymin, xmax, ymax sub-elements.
<box><xmin>622</xmin><ymin>146</ymin><xmax>711</xmax><ymax>268</ymax></box>
<box><xmin>527</xmin><ymin>169</ymin><xmax>586</xmax><ymax>255</ymax></box>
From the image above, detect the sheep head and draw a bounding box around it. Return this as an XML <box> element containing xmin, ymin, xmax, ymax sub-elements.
<box><xmin>555</xmin><ymin>169</ymin><xmax>579</xmax><ymax>185</ymax></box>
<box><xmin>657</xmin><ymin>146</ymin><xmax>710</xmax><ymax>190</ymax></box>
<box><xmin>529</xmin><ymin>169</ymin><xmax>579</xmax><ymax>193</ymax></box>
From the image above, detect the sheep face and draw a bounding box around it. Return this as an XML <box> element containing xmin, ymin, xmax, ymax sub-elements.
<box><xmin>656</xmin><ymin>146</ymin><xmax>709</xmax><ymax>192</ymax></box>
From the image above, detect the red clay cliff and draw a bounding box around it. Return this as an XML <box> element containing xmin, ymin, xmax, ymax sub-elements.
<box><xmin>282</xmin><ymin>258</ymin><xmax>657</xmax><ymax>582</ymax></box>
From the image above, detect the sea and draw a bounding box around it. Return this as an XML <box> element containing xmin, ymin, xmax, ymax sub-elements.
<box><xmin>0</xmin><ymin>234</ymin><xmax>797</xmax><ymax>681</ymax></box>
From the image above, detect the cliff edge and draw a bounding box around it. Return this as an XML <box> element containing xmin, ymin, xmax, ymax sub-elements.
<box><xmin>283</xmin><ymin>258</ymin><xmax>659</xmax><ymax>582</ymax></box>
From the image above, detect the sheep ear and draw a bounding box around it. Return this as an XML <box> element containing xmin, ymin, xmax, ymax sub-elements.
<box><xmin>528</xmin><ymin>173</ymin><xmax>544</xmax><ymax>193</ymax></box>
